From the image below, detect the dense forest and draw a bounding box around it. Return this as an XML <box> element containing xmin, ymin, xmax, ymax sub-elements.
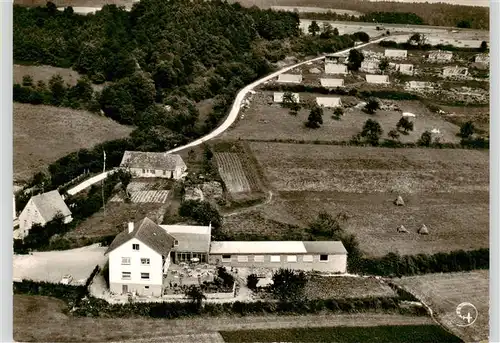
<box><xmin>14</xmin><ymin>0</ymin><xmax>357</xmax><ymax>191</ymax></box>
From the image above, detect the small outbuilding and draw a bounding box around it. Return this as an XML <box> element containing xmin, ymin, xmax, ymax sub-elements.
<box><xmin>397</xmin><ymin>225</ymin><xmax>409</xmax><ymax>233</ymax></box>
<box><xmin>427</xmin><ymin>50</ymin><xmax>453</xmax><ymax>62</ymax></box>
<box><xmin>325</xmin><ymin>63</ymin><xmax>348</xmax><ymax>75</ymax></box>
<box><xmin>320</xmin><ymin>78</ymin><xmax>344</xmax><ymax>88</ymax></box>
<box><xmin>277</xmin><ymin>74</ymin><xmax>302</xmax><ymax>84</ymax></box>
<box><xmin>418</xmin><ymin>224</ymin><xmax>429</xmax><ymax>235</ymax></box>
<box><xmin>316</xmin><ymin>97</ymin><xmax>342</xmax><ymax>108</ymax></box>
<box><xmin>394</xmin><ymin>196</ymin><xmax>405</xmax><ymax>206</ymax></box>
<box><xmin>384</xmin><ymin>49</ymin><xmax>408</xmax><ymax>59</ymax></box>
<box><xmin>366</xmin><ymin>74</ymin><xmax>390</xmax><ymax>84</ymax></box>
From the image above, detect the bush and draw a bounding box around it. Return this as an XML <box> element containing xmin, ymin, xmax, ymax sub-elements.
<box><xmin>247</xmin><ymin>273</ymin><xmax>259</xmax><ymax>290</ymax></box>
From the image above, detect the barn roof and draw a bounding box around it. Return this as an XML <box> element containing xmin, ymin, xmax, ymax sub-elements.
<box><xmin>303</xmin><ymin>241</ymin><xmax>347</xmax><ymax>255</ymax></box>
<box><xmin>277</xmin><ymin>74</ymin><xmax>302</xmax><ymax>83</ymax></box>
<box><xmin>30</xmin><ymin>190</ymin><xmax>71</xmax><ymax>222</ymax></box>
<box><xmin>105</xmin><ymin>217</ymin><xmax>176</xmax><ymax>256</ymax></box>
<box><xmin>120</xmin><ymin>151</ymin><xmax>186</xmax><ymax>170</ymax></box>
<box><xmin>209</xmin><ymin>240</ymin><xmax>347</xmax><ymax>255</ymax></box>
<box><xmin>320</xmin><ymin>78</ymin><xmax>344</xmax><ymax>88</ymax></box>
<box><xmin>160</xmin><ymin>224</ymin><xmax>212</xmax><ymax>253</ymax></box>
<box><xmin>325</xmin><ymin>63</ymin><xmax>348</xmax><ymax>74</ymax></box>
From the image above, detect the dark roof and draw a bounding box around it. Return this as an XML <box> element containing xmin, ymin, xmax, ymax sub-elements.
<box><xmin>105</xmin><ymin>217</ymin><xmax>176</xmax><ymax>256</ymax></box>
<box><xmin>303</xmin><ymin>241</ymin><xmax>347</xmax><ymax>255</ymax></box>
<box><xmin>120</xmin><ymin>151</ymin><xmax>186</xmax><ymax>170</ymax></box>
<box><xmin>30</xmin><ymin>190</ymin><xmax>71</xmax><ymax>222</ymax></box>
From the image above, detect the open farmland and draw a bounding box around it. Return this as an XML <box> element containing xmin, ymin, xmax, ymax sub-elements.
<box><xmin>271</xmin><ymin>6</ymin><xmax>362</xmax><ymax>16</ymax></box>
<box><xmin>222</xmin><ymin>92</ymin><xmax>462</xmax><ymax>144</ymax></box>
<box><xmin>215</xmin><ymin>153</ymin><xmax>252</xmax><ymax>193</ymax></box>
<box><xmin>394</xmin><ymin>270</ymin><xmax>489</xmax><ymax>342</ymax></box>
<box><xmin>305</xmin><ymin>276</ymin><xmax>396</xmax><ymax>299</ymax></box>
<box><xmin>240</xmin><ymin>142</ymin><xmax>489</xmax><ymax>257</ymax></box>
<box><xmin>13</xmin><ymin>103</ymin><xmax>133</xmax><ymax>182</ymax></box>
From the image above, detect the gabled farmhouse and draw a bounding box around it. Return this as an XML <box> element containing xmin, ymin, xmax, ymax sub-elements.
<box><xmin>160</xmin><ymin>224</ymin><xmax>212</xmax><ymax>264</ymax></box>
<box><xmin>209</xmin><ymin>241</ymin><xmax>347</xmax><ymax>273</ymax></box>
<box><xmin>427</xmin><ymin>50</ymin><xmax>453</xmax><ymax>62</ymax></box>
<box><xmin>273</xmin><ymin>92</ymin><xmax>300</xmax><ymax>103</ymax></box>
<box><xmin>316</xmin><ymin>97</ymin><xmax>342</xmax><ymax>108</ymax></box>
<box><xmin>366</xmin><ymin>74</ymin><xmax>390</xmax><ymax>84</ymax></box>
<box><xmin>384</xmin><ymin>49</ymin><xmax>407</xmax><ymax>59</ymax></box>
<box><xmin>105</xmin><ymin>218</ymin><xmax>176</xmax><ymax>296</ymax></box>
<box><xmin>325</xmin><ymin>63</ymin><xmax>348</xmax><ymax>75</ymax></box>
<box><xmin>120</xmin><ymin>151</ymin><xmax>187</xmax><ymax>179</ymax></box>
<box><xmin>320</xmin><ymin>78</ymin><xmax>344</xmax><ymax>88</ymax></box>
<box><xmin>18</xmin><ymin>190</ymin><xmax>72</xmax><ymax>239</ymax></box>
<box><xmin>277</xmin><ymin>74</ymin><xmax>302</xmax><ymax>84</ymax></box>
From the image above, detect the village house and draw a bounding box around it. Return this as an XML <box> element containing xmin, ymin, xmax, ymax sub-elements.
<box><xmin>325</xmin><ymin>63</ymin><xmax>348</xmax><ymax>75</ymax></box>
<box><xmin>474</xmin><ymin>54</ymin><xmax>489</xmax><ymax>64</ymax></box>
<box><xmin>391</xmin><ymin>63</ymin><xmax>414</xmax><ymax>75</ymax></box>
<box><xmin>406</xmin><ymin>81</ymin><xmax>433</xmax><ymax>90</ymax></box>
<box><xmin>105</xmin><ymin>217</ymin><xmax>348</xmax><ymax>296</ymax></box>
<box><xmin>18</xmin><ymin>190</ymin><xmax>72</xmax><ymax>239</ymax></box>
<box><xmin>360</xmin><ymin>60</ymin><xmax>380</xmax><ymax>73</ymax></box>
<box><xmin>324</xmin><ymin>55</ymin><xmax>345</xmax><ymax>64</ymax></box>
<box><xmin>442</xmin><ymin>66</ymin><xmax>469</xmax><ymax>78</ymax></box>
<box><xmin>427</xmin><ymin>50</ymin><xmax>453</xmax><ymax>62</ymax></box>
<box><xmin>366</xmin><ymin>74</ymin><xmax>390</xmax><ymax>84</ymax></box>
<box><xmin>209</xmin><ymin>241</ymin><xmax>347</xmax><ymax>273</ymax></box>
<box><xmin>273</xmin><ymin>92</ymin><xmax>300</xmax><ymax>103</ymax></box>
<box><xmin>384</xmin><ymin>49</ymin><xmax>407</xmax><ymax>59</ymax></box>
<box><xmin>277</xmin><ymin>74</ymin><xmax>302</xmax><ymax>84</ymax></box>
<box><xmin>320</xmin><ymin>78</ymin><xmax>344</xmax><ymax>88</ymax></box>
<box><xmin>316</xmin><ymin>97</ymin><xmax>342</xmax><ymax>108</ymax></box>
<box><xmin>120</xmin><ymin>151</ymin><xmax>187</xmax><ymax>179</ymax></box>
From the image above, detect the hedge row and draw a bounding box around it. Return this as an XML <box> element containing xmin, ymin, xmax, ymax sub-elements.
<box><xmin>244</xmin><ymin>138</ymin><xmax>489</xmax><ymax>150</ymax></box>
<box><xmin>350</xmin><ymin>248</ymin><xmax>489</xmax><ymax>277</ymax></box>
<box><xmin>379</xmin><ymin>40</ymin><xmax>487</xmax><ymax>53</ymax></box>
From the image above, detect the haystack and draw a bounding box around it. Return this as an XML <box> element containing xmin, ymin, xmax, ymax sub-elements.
<box><xmin>418</xmin><ymin>224</ymin><xmax>429</xmax><ymax>235</ymax></box>
<box><xmin>394</xmin><ymin>196</ymin><xmax>405</xmax><ymax>206</ymax></box>
<box><xmin>397</xmin><ymin>225</ymin><xmax>409</xmax><ymax>233</ymax></box>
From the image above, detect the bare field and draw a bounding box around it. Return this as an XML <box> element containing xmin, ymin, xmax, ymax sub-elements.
<box><xmin>66</xmin><ymin>202</ymin><xmax>165</xmax><ymax>240</ymax></box>
<box><xmin>394</xmin><ymin>270</ymin><xmax>489</xmax><ymax>342</ymax></box>
<box><xmin>14</xmin><ymin>295</ymin><xmax>434</xmax><ymax>343</ymax></box>
<box><xmin>223</xmin><ymin>92</ymin><xmax>461</xmax><ymax>144</ymax></box>
<box><xmin>233</xmin><ymin>142</ymin><xmax>490</xmax><ymax>256</ymax></box>
<box><xmin>305</xmin><ymin>276</ymin><xmax>397</xmax><ymax>299</ymax></box>
<box><xmin>13</xmin><ymin>103</ymin><xmax>133</xmax><ymax>182</ymax></box>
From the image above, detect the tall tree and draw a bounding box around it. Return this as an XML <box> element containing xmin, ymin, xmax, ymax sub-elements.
<box><xmin>305</xmin><ymin>105</ymin><xmax>323</xmax><ymax>128</ymax></box>
<box><xmin>308</xmin><ymin>21</ymin><xmax>320</xmax><ymax>36</ymax></box>
<box><xmin>361</xmin><ymin>119</ymin><xmax>383</xmax><ymax>146</ymax></box>
<box><xmin>347</xmin><ymin>49</ymin><xmax>364</xmax><ymax>71</ymax></box>
<box><xmin>459</xmin><ymin>121</ymin><xmax>475</xmax><ymax>139</ymax></box>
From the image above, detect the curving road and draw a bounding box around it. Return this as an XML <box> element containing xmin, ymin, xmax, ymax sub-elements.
<box><xmin>67</xmin><ymin>36</ymin><xmax>389</xmax><ymax>195</ymax></box>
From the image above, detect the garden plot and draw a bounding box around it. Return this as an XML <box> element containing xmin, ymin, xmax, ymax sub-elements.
<box><xmin>214</xmin><ymin>153</ymin><xmax>252</xmax><ymax>194</ymax></box>
<box><xmin>394</xmin><ymin>270</ymin><xmax>489</xmax><ymax>343</ymax></box>
<box><xmin>111</xmin><ymin>190</ymin><xmax>170</xmax><ymax>203</ymax></box>
<box><xmin>222</xmin><ymin>92</ymin><xmax>461</xmax><ymax>144</ymax></box>
<box><xmin>244</xmin><ymin>142</ymin><xmax>489</xmax><ymax>257</ymax></box>
<box><xmin>13</xmin><ymin>244</ymin><xmax>107</xmax><ymax>285</ymax></box>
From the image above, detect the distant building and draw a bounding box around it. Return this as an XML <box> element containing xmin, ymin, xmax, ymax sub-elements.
<box><xmin>474</xmin><ymin>54</ymin><xmax>489</xmax><ymax>64</ymax></box>
<box><xmin>273</xmin><ymin>92</ymin><xmax>300</xmax><ymax>103</ymax></box>
<box><xmin>316</xmin><ymin>97</ymin><xmax>342</xmax><ymax>108</ymax></box>
<box><xmin>384</xmin><ymin>49</ymin><xmax>407</xmax><ymax>59</ymax></box>
<box><xmin>366</xmin><ymin>74</ymin><xmax>390</xmax><ymax>84</ymax></box>
<box><xmin>325</xmin><ymin>63</ymin><xmax>348</xmax><ymax>75</ymax></box>
<box><xmin>427</xmin><ymin>50</ymin><xmax>453</xmax><ymax>62</ymax></box>
<box><xmin>406</xmin><ymin>81</ymin><xmax>433</xmax><ymax>89</ymax></box>
<box><xmin>18</xmin><ymin>190</ymin><xmax>72</xmax><ymax>239</ymax></box>
<box><xmin>320</xmin><ymin>78</ymin><xmax>344</xmax><ymax>88</ymax></box>
<box><xmin>209</xmin><ymin>241</ymin><xmax>347</xmax><ymax>273</ymax></box>
<box><xmin>120</xmin><ymin>151</ymin><xmax>187</xmax><ymax>179</ymax></box>
<box><xmin>442</xmin><ymin>66</ymin><xmax>468</xmax><ymax>77</ymax></box>
<box><xmin>277</xmin><ymin>74</ymin><xmax>302</xmax><ymax>84</ymax></box>
<box><xmin>360</xmin><ymin>60</ymin><xmax>380</xmax><ymax>73</ymax></box>
<box><xmin>394</xmin><ymin>63</ymin><xmax>414</xmax><ymax>75</ymax></box>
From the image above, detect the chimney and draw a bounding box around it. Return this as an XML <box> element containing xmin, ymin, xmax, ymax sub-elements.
<box><xmin>128</xmin><ymin>222</ymin><xmax>134</xmax><ymax>234</ymax></box>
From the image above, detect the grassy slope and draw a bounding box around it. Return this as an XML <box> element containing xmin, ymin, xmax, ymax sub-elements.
<box><xmin>13</xmin><ymin>103</ymin><xmax>133</xmax><ymax>183</ymax></box>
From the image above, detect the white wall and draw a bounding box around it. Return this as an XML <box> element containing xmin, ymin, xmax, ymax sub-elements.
<box><xmin>19</xmin><ymin>199</ymin><xmax>46</xmax><ymax>235</ymax></box>
<box><xmin>108</xmin><ymin>237</ymin><xmax>163</xmax><ymax>294</ymax></box>
<box><xmin>130</xmin><ymin>166</ymin><xmax>185</xmax><ymax>179</ymax></box>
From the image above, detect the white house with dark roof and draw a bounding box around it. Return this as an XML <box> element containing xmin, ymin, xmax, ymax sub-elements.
<box><xmin>120</xmin><ymin>151</ymin><xmax>187</xmax><ymax>179</ymax></box>
<box><xmin>105</xmin><ymin>218</ymin><xmax>176</xmax><ymax>296</ymax></box>
<box><xmin>208</xmin><ymin>241</ymin><xmax>347</xmax><ymax>273</ymax></box>
<box><xmin>18</xmin><ymin>190</ymin><xmax>72</xmax><ymax>239</ymax></box>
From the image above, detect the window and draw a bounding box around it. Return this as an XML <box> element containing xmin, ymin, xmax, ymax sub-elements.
<box><xmin>142</xmin><ymin>169</ymin><xmax>145</xmax><ymax>173</ymax></box>
<box><xmin>303</xmin><ymin>255</ymin><xmax>313</xmax><ymax>262</ymax></box>
<box><xmin>141</xmin><ymin>258</ymin><xmax>150</xmax><ymax>265</ymax></box>
<box><xmin>222</xmin><ymin>254</ymin><xmax>231</xmax><ymax>262</ymax></box>
<box><xmin>270</xmin><ymin>255</ymin><xmax>281</xmax><ymax>263</ymax></box>
<box><xmin>174</xmin><ymin>240</ymin><xmax>179</xmax><ymax>246</ymax></box>
<box><xmin>254</xmin><ymin>255</ymin><xmax>264</xmax><ymax>262</ymax></box>
<box><xmin>286</xmin><ymin>255</ymin><xmax>297</xmax><ymax>262</ymax></box>
<box><xmin>121</xmin><ymin>257</ymin><xmax>131</xmax><ymax>265</ymax></box>
<box><xmin>122</xmin><ymin>272</ymin><xmax>131</xmax><ymax>280</ymax></box>
<box><xmin>150</xmin><ymin>169</ymin><xmax>155</xmax><ymax>173</ymax></box>
<box><xmin>163</xmin><ymin>170</ymin><xmax>166</xmax><ymax>175</ymax></box>
<box><xmin>320</xmin><ymin>255</ymin><xmax>329</xmax><ymax>262</ymax></box>
<box><xmin>133</xmin><ymin>244</ymin><xmax>140</xmax><ymax>250</ymax></box>
<box><xmin>237</xmin><ymin>255</ymin><xmax>248</xmax><ymax>262</ymax></box>
<box><xmin>141</xmin><ymin>273</ymin><xmax>150</xmax><ymax>280</ymax></box>
<box><xmin>145</xmin><ymin>286</ymin><xmax>150</xmax><ymax>289</ymax></box>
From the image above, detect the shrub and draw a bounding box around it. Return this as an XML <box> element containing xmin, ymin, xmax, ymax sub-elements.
<box><xmin>247</xmin><ymin>273</ymin><xmax>259</xmax><ymax>290</ymax></box>
<box><xmin>271</xmin><ymin>268</ymin><xmax>307</xmax><ymax>301</ymax></box>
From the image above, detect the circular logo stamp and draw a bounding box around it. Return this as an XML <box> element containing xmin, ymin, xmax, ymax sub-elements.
<box><xmin>454</xmin><ymin>302</ymin><xmax>478</xmax><ymax>327</ymax></box>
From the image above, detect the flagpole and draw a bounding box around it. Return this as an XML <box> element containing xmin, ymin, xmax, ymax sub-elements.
<box><xmin>102</xmin><ymin>150</ymin><xmax>106</xmax><ymax>216</ymax></box>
